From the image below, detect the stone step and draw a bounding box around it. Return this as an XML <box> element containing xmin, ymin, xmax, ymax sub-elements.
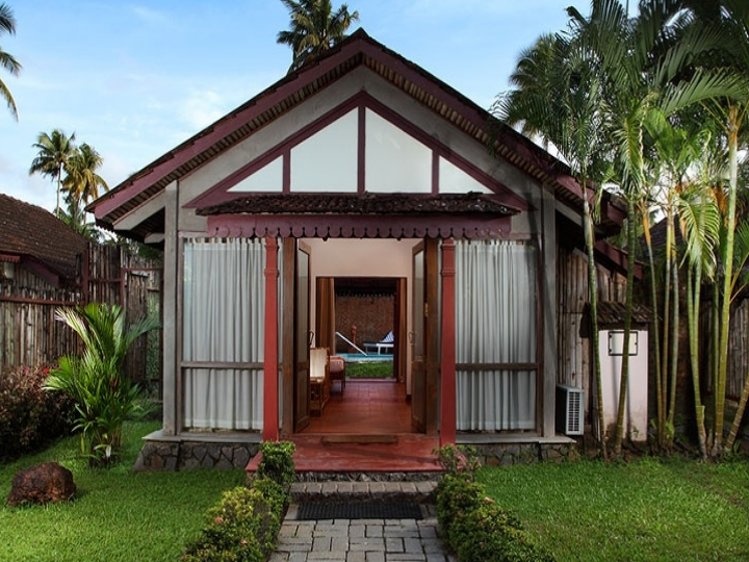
<box><xmin>290</xmin><ymin>480</ymin><xmax>439</xmax><ymax>504</ymax></box>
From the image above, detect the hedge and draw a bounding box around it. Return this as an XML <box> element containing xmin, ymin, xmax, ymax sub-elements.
<box><xmin>435</xmin><ymin>445</ymin><xmax>555</xmax><ymax>562</ymax></box>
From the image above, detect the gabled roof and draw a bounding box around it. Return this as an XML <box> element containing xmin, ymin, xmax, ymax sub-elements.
<box><xmin>89</xmin><ymin>28</ymin><xmax>624</xmax><ymax>239</ymax></box>
<box><xmin>0</xmin><ymin>193</ymin><xmax>87</xmax><ymax>284</ymax></box>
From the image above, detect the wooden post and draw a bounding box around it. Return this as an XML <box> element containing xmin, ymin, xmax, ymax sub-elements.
<box><xmin>440</xmin><ymin>238</ymin><xmax>456</xmax><ymax>445</ymax></box>
<box><xmin>263</xmin><ymin>237</ymin><xmax>280</xmax><ymax>441</ymax></box>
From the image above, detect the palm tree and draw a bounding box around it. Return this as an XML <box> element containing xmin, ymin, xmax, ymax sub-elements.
<box><xmin>498</xmin><ymin>32</ymin><xmax>611</xmax><ymax>457</ymax></box>
<box><xmin>0</xmin><ymin>3</ymin><xmax>20</xmax><ymax>120</ymax></box>
<box><xmin>277</xmin><ymin>0</ymin><xmax>359</xmax><ymax>71</ymax></box>
<box><xmin>29</xmin><ymin>129</ymin><xmax>76</xmax><ymax>215</ymax></box>
<box><xmin>696</xmin><ymin>0</ymin><xmax>749</xmax><ymax>456</ymax></box>
<box><xmin>63</xmin><ymin>143</ymin><xmax>109</xmax><ymax>206</ymax></box>
<box><xmin>568</xmin><ymin>0</ymin><xmax>744</xmax><ymax>455</ymax></box>
<box><xmin>57</xmin><ymin>195</ymin><xmax>100</xmax><ymax>241</ymax></box>
<box><xmin>46</xmin><ymin>303</ymin><xmax>158</xmax><ymax>465</ymax></box>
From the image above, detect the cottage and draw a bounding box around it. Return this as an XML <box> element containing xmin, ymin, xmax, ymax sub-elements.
<box><xmin>90</xmin><ymin>30</ymin><xmax>631</xmax><ymax>469</ymax></box>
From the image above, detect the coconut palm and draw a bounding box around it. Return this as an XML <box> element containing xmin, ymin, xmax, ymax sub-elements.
<box><xmin>0</xmin><ymin>3</ymin><xmax>20</xmax><ymax>120</ymax></box>
<box><xmin>29</xmin><ymin>129</ymin><xmax>76</xmax><ymax>215</ymax></box>
<box><xmin>277</xmin><ymin>0</ymin><xmax>359</xmax><ymax>71</ymax></box>
<box><xmin>63</xmin><ymin>143</ymin><xmax>109</xmax><ymax>206</ymax></box>
<box><xmin>57</xmin><ymin>194</ymin><xmax>100</xmax><ymax>241</ymax></box>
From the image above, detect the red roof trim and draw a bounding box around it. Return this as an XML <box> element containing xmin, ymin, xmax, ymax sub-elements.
<box><xmin>206</xmin><ymin>214</ymin><xmax>512</xmax><ymax>240</ymax></box>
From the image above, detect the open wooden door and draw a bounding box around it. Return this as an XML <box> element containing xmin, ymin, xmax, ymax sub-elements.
<box><xmin>294</xmin><ymin>242</ymin><xmax>312</xmax><ymax>432</ymax></box>
<box><xmin>394</xmin><ymin>278</ymin><xmax>407</xmax><ymax>383</ymax></box>
<box><xmin>411</xmin><ymin>243</ymin><xmax>426</xmax><ymax>432</ymax></box>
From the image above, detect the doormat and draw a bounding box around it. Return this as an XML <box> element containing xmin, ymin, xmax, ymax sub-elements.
<box><xmin>297</xmin><ymin>501</ymin><xmax>423</xmax><ymax>520</ymax></box>
<box><xmin>321</xmin><ymin>434</ymin><xmax>398</xmax><ymax>445</ymax></box>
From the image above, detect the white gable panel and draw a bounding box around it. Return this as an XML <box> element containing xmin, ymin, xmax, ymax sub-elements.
<box><xmin>365</xmin><ymin>109</ymin><xmax>431</xmax><ymax>193</ymax></box>
<box><xmin>228</xmin><ymin>156</ymin><xmax>283</xmax><ymax>192</ymax></box>
<box><xmin>439</xmin><ymin>157</ymin><xmax>492</xmax><ymax>194</ymax></box>
<box><xmin>291</xmin><ymin>109</ymin><xmax>358</xmax><ymax>192</ymax></box>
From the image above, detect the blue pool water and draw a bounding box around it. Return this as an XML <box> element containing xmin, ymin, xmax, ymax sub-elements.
<box><xmin>336</xmin><ymin>352</ymin><xmax>394</xmax><ymax>363</ymax></box>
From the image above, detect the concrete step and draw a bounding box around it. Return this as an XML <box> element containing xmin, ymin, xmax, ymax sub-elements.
<box><xmin>290</xmin><ymin>480</ymin><xmax>439</xmax><ymax>504</ymax></box>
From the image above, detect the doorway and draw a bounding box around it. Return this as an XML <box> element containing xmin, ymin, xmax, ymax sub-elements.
<box><xmin>281</xmin><ymin>237</ymin><xmax>437</xmax><ymax>436</ymax></box>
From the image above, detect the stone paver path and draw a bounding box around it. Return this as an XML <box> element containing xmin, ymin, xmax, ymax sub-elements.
<box><xmin>270</xmin><ymin>508</ymin><xmax>455</xmax><ymax>562</ymax></box>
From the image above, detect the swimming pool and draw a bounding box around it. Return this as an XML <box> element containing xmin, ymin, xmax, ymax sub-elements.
<box><xmin>335</xmin><ymin>352</ymin><xmax>394</xmax><ymax>363</ymax></box>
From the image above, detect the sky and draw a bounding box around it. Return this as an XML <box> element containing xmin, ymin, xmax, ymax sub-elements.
<box><xmin>0</xmin><ymin>0</ymin><xmax>579</xmax><ymax>211</ymax></box>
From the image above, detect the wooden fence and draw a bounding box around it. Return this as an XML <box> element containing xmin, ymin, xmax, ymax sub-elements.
<box><xmin>557</xmin><ymin>245</ymin><xmax>627</xmax><ymax>403</ymax></box>
<box><xmin>0</xmin><ymin>243</ymin><xmax>162</xmax><ymax>393</ymax></box>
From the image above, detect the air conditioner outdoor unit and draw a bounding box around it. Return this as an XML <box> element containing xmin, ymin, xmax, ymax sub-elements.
<box><xmin>556</xmin><ymin>384</ymin><xmax>584</xmax><ymax>436</ymax></box>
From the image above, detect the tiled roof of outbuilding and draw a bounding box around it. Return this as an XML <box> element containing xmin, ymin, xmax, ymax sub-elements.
<box><xmin>0</xmin><ymin>193</ymin><xmax>87</xmax><ymax>283</ymax></box>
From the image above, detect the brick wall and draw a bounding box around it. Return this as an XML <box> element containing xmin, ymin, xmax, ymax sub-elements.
<box><xmin>335</xmin><ymin>294</ymin><xmax>393</xmax><ymax>353</ymax></box>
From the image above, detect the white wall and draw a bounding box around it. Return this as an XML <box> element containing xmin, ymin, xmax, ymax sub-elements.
<box><xmin>599</xmin><ymin>329</ymin><xmax>649</xmax><ymax>441</ymax></box>
<box><xmin>303</xmin><ymin>238</ymin><xmax>420</xmax><ymax>393</ymax></box>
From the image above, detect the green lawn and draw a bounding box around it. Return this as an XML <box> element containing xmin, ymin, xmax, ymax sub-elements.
<box><xmin>345</xmin><ymin>361</ymin><xmax>393</xmax><ymax>378</ymax></box>
<box><xmin>0</xmin><ymin>421</ymin><xmax>245</xmax><ymax>562</ymax></box>
<box><xmin>479</xmin><ymin>457</ymin><xmax>749</xmax><ymax>562</ymax></box>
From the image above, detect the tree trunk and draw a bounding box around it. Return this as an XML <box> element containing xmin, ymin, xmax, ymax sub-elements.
<box><xmin>614</xmin><ymin>200</ymin><xmax>636</xmax><ymax>454</ymax></box>
<box><xmin>725</xmin><ymin>370</ymin><xmax>749</xmax><ymax>452</ymax></box>
<box><xmin>644</xmin><ymin>215</ymin><xmax>664</xmax><ymax>448</ymax></box>
<box><xmin>686</xmin><ymin>265</ymin><xmax>707</xmax><ymax>459</ymax></box>
<box><xmin>584</xmin><ymin>195</ymin><xmax>607</xmax><ymax>459</ymax></box>
<box><xmin>667</xmin><ymin>249</ymin><xmax>680</xmax><ymax>433</ymax></box>
<box><xmin>715</xmin><ymin>104</ymin><xmax>739</xmax><ymax>456</ymax></box>
<box><xmin>661</xmin><ymin>209</ymin><xmax>674</xmax><ymax>443</ymax></box>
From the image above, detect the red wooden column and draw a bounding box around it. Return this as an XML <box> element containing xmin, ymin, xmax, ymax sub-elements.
<box><xmin>440</xmin><ymin>238</ymin><xmax>457</xmax><ymax>445</ymax></box>
<box><xmin>263</xmin><ymin>237</ymin><xmax>280</xmax><ymax>441</ymax></box>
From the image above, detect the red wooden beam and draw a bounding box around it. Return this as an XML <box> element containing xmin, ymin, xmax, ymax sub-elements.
<box><xmin>439</xmin><ymin>239</ymin><xmax>457</xmax><ymax>446</ymax></box>
<box><xmin>263</xmin><ymin>237</ymin><xmax>280</xmax><ymax>442</ymax></box>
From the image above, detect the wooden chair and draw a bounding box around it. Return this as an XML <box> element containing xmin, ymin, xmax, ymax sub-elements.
<box><xmin>329</xmin><ymin>355</ymin><xmax>346</xmax><ymax>394</ymax></box>
<box><xmin>309</xmin><ymin>347</ymin><xmax>330</xmax><ymax>415</ymax></box>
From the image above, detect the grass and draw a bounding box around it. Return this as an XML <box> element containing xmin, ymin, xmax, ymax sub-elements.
<box><xmin>345</xmin><ymin>361</ymin><xmax>393</xmax><ymax>378</ymax></box>
<box><xmin>478</xmin><ymin>457</ymin><xmax>749</xmax><ymax>562</ymax></box>
<box><xmin>0</xmin><ymin>421</ymin><xmax>245</xmax><ymax>562</ymax></box>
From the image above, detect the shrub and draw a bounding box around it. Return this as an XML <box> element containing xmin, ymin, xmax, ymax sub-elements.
<box><xmin>182</xmin><ymin>476</ymin><xmax>289</xmax><ymax>562</ymax></box>
<box><xmin>44</xmin><ymin>303</ymin><xmax>159</xmax><ymax>466</ymax></box>
<box><xmin>435</xmin><ymin>474</ymin><xmax>485</xmax><ymax>538</ymax></box>
<box><xmin>0</xmin><ymin>364</ymin><xmax>75</xmax><ymax>459</ymax></box>
<box><xmin>249</xmin><ymin>476</ymin><xmax>288</xmax><ymax>514</ymax></box>
<box><xmin>436</xmin><ymin>474</ymin><xmax>556</xmax><ymax>562</ymax></box>
<box><xmin>256</xmin><ymin>441</ymin><xmax>296</xmax><ymax>487</ymax></box>
<box><xmin>435</xmin><ymin>444</ymin><xmax>481</xmax><ymax>478</ymax></box>
<box><xmin>451</xmin><ymin>500</ymin><xmax>539</xmax><ymax>562</ymax></box>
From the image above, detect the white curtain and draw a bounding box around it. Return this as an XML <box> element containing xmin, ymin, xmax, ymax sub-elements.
<box><xmin>182</xmin><ymin>238</ymin><xmax>265</xmax><ymax>430</ymax></box>
<box><xmin>455</xmin><ymin>240</ymin><xmax>537</xmax><ymax>430</ymax></box>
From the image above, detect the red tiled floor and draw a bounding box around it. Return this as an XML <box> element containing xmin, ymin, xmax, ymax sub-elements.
<box><xmin>288</xmin><ymin>433</ymin><xmax>441</xmax><ymax>472</ymax></box>
<box><xmin>247</xmin><ymin>380</ymin><xmax>442</xmax><ymax>473</ymax></box>
<box><xmin>303</xmin><ymin>380</ymin><xmax>413</xmax><ymax>434</ymax></box>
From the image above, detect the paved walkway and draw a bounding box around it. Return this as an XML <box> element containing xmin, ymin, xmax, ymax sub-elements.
<box><xmin>270</xmin><ymin>507</ymin><xmax>455</xmax><ymax>562</ymax></box>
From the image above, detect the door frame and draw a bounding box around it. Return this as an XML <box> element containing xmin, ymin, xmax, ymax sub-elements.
<box><xmin>281</xmin><ymin>236</ymin><xmax>439</xmax><ymax>436</ymax></box>
<box><xmin>281</xmin><ymin>238</ymin><xmax>313</xmax><ymax>436</ymax></box>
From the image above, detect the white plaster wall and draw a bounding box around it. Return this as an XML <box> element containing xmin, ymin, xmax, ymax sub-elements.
<box><xmin>303</xmin><ymin>238</ymin><xmax>420</xmax><ymax>394</ymax></box>
<box><xmin>599</xmin><ymin>329</ymin><xmax>649</xmax><ymax>441</ymax></box>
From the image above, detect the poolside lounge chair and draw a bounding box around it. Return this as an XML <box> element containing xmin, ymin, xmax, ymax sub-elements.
<box><xmin>363</xmin><ymin>330</ymin><xmax>394</xmax><ymax>355</ymax></box>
